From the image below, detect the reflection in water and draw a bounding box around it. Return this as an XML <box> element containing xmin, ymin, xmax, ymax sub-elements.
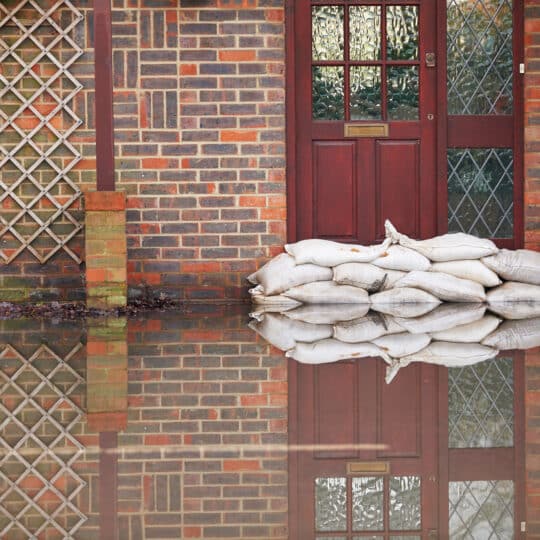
<box><xmin>0</xmin><ymin>306</ymin><xmax>535</xmax><ymax>538</ymax></box>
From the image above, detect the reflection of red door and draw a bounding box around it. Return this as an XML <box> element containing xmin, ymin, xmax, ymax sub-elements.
<box><xmin>289</xmin><ymin>359</ymin><xmax>439</xmax><ymax>538</ymax></box>
<box><xmin>289</xmin><ymin>0</ymin><xmax>437</xmax><ymax>244</ymax></box>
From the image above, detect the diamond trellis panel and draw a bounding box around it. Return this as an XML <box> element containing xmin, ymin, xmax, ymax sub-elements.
<box><xmin>449</xmin><ymin>480</ymin><xmax>514</xmax><ymax>539</ymax></box>
<box><xmin>448</xmin><ymin>357</ymin><xmax>514</xmax><ymax>448</ymax></box>
<box><xmin>447</xmin><ymin>148</ymin><xmax>514</xmax><ymax>238</ymax></box>
<box><xmin>0</xmin><ymin>0</ymin><xmax>84</xmax><ymax>264</ymax></box>
<box><xmin>447</xmin><ymin>0</ymin><xmax>513</xmax><ymax>115</ymax></box>
<box><xmin>0</xmin><ymin>342</ymin><xmax>87</xmax><ymax>538</ymax></box>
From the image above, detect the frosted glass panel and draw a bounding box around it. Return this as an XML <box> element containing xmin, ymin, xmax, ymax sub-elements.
<box><xmin>316</xmin><ymin>477</ymin><xmax>347</xmax><ymax>531</ymax></box>
<box><xmin>389</xmin><ymin>476</ymin><xmax>421</xmax><ymax>530</ymax></box>
<box><xmin>350</xmin><ymin>66</ymin><xmax>381</xmax><ymax>120</ymax></box>
<box><xmin>449</xmin><ymin>480</ymin><xmax>514</xmax><ymax>539</ymax></box>
<box><xmin>350</xmin><ymin>6</ymin><xmax>381</xmax><ymax>61</ymax></box>
<box><xmin>352</xmin><ymin>476</ymin><xmax>384</xmax><ymax>531</ymax></box>
<box><xmin>449</xmin><ymin>357</ymin><xmax>514</xmax><ymax>448</ymax></box>
<box><xmin>312</xmin><ymin>6</ymin><xmax>344</xmax><ymax>61</ymax></box>
<box><xmin>387</xmin><ymin>66</ymin><xmax>419</xmax><ymax>120</ymax></box>
<box><xmin>387</xmin><ymin>5</ymin><xmax>418</xmax><ymax>60</ymax></box>
<box><xmin>313</xmin><ymin>66</ymin><xmax>345</xmax><ymax>120</ymax></box>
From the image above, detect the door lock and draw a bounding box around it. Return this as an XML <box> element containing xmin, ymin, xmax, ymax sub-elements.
<box><xmin>425</xmin><ymin>52</ymin><xmax>436</xmax><ymax>68</ymax></box>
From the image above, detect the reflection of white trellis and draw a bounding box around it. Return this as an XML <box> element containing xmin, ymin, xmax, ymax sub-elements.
<box><xmin>0</xmin><ymin>0</ymin><xmax>84</xmax><ymax>264</ymax></box>
<box><xmin>0</xmin><ymin>343</ymin><xmax>87</xmax><ymax>538</ymax></box>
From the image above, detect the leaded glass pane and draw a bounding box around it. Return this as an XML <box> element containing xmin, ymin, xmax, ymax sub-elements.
<box><xmin>389</xmin><ymin>476</ymin><xmax>421</xmax><ymax>530</ymax></box>
<box><xmin>449</xmin><ymin>480</ymin><xmax>514</xmax><ymax>539</ymax></box>
<box><xmin>447</xmin><ymin>148</ymin><xmax>513</xmax><ymax>238</ymax></box>
<box><xmin>312</xmin><ymin>6</ymin><xmax>344</xmax><ymax>61</ymax></box>
<box><xmin>447</xmin><ymin>0</ymin><xmax>513</xmax><ymax>114</ymax></box>
<box><xmin>350</xmin><ymin>66</ymin><xmax>381</xmax><ymax>120</ymax></box>
<box><xmin>448</xmin><ymin>357</ymin><xmax>514</xmax><ymax>448</ymax></box>
<box><xmin>350</xmin><ymin>6</ymin><xmax>381</xmax><ymax>61</ymax></box>
<box><xmin>315</xmin><ymin>477</ymin><xmax>347</xmax><ymax>532</ymax></box>
<box><xmin>352</xmin><ymin>476</ymin><xmax>384</xmax><ymax>531</ymax></box>
<box><xmin>387</xmin><ymin>5</ymin><xmax>418</xmax><ymax>60</ymax></box>
<box><xmin>313</xmin><ymin>66</ymin><xmax>345</xmax><ymax>120</ymax></box>
<box><xmin>387</xmin><ymin>66</ymin><xmax>419</xmax><ymax>120</ymax></box>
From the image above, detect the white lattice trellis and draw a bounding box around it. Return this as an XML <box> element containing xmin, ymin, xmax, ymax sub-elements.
<box><xmin>0</xmin><ymin>0</ymin><xmax>84</xmax><ymax>264</ymax></box>
<box><xmin>0</xmin><ymin>342</ymin><xmax>87</xmax><ymax>538</ymax></box>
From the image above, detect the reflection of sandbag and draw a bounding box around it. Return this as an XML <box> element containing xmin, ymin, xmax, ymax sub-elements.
<box><xmin>487</xmin><ymin>282</ymin><xmax>540</xmax><ymax>304</ymax></box>
<box><xmin>430</xmin><ymin>314</ymin><xmax>501</xmax><ymax>343</ymax></box>
<box><xmin>380</xmin><ymin>269</ymin><xmax>407</xmax><ymax>290</ymax></box>
<box><xmin>482</xmin><ymin>317</ymin><xmax>540</xmax><ymax>350</ymax></box>
<box><xmin>482</xmin><ymin>249</ymin><xmax>540</xmax><ymax>286</ymax></box>
<box><xmin>285</xmin><ymin>338</ymin><xmax>387</xmax><ymax>364</ymax></box>
<box><xmin>333</xmin><ymin>263</ymin><xmax>387</xmax><ymax>292</ymax></box>
<box><xmin>399</xmin><ymin>341</ymin><xmax>498</xmax><ymax>367</ymax></box>
<box><xmin>248</xmin><ymin>253</ymin><xmax>332</xmax><ymax>295</ymax></box>
<box><xmin>284</xmin><ymin>238</ymin><xmax>391</xmax><ymax>267</ymax></box>
<box><xmin>394</xmin><ymin>303</ymin><xmax>486</xmax><ymax>334</ymax></box>
<box><xmin>284</xmin><ymin>304</ymin><xmax>370</xmax><ymax>325</ymax></box>
<box><xmin>248</xmin><ymin>313</ymin><xmax>333</xmax><ymax>351</ymax></box>
<box><xmin>488</xmin><ymin>302</ymin><xmax>540</xmax><ymax>320</ymax></box>
<box><xmin>283</xmin><ymin>281</ymin><xmax>370</xmax><ymax>304</ymax></box>
<box><xmin>430</xmin><ymin>260</ymin><xmax>501</xmax><ymax>287</ymax></box>
<box><xmin>395</xmin><ymin>271</ymin><xmax>486</xmax><ymax>303</ymax></box>
<box><xmin>369</xmin><ymin>287</ymin><xmax>441</xmax><ymax>317</ymax></box>
<box><xmin>385</xmin><ymin>219</ymin><xmax>498</xmax><ymax>261</ymax></box>
<box><xmin>249</xmin><ymin>286</ymin><xmax>302</xmax><ymax>308</ymax></box>
<box><xmin>373</xmin><ymin>332</ymin><xmax>431</xmax><ymax>358</ymax></box>
<box><xmin>373</xmin><ymin>245</ymin><xmax>431</xmax><ymax>272</ymax></box>
<box><xmin>333</xmin><ymin>313</ymin><xmax>388</xmax><ymax>343</ymax></box>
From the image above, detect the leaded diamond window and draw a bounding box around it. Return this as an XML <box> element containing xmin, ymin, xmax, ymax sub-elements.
<box><xmin>447</xmin><ymin>148</ymin><xmax>513</xmax><ymax>238</ymax></box>
<box><xmin>448</xmin><ymin>357</ymin><xmax>513</xmax><ymax>448</ymax></box>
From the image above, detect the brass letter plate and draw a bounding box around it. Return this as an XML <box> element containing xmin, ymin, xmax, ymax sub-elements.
<box><xmin>344</xmin><ymin>123</ymin><xmax>389</xmax><ymax>138</ymax></box>
<box><xmin>347</xmin><ymin>461</ymin><xmax>390</xmax><ymax>474</ymax></box>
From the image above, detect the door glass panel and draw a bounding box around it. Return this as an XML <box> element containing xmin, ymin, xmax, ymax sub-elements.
<box><xmin>447</xmin><ymin>148</ymin><xmax>513</xmax><ymax>237</ymax></box>
<box><xmin>352</xmin><ymin>476</ymin><xmax>384</xmax><ymax>531</ymax></box>
<box><xmin>350</xmin><ymin>66</ymin><xmax>382</xmax><ymax>120</ymax></box>
<box><xmin>387</xmin><ymin>66</ymin><xmax>419</xmax><ymax>120</ymax></box>
<box><xmin>389</xmin><ymin>476</ymin><xmax>421</xmax><ymax>530</ymax></box>
<box><xmin>315</xmin><ymin>477</ymin><xmax>347</xmax><ymax>531</ymax></box>
<box><xmin>447</xmin><ymin>0</ymin><xmax>513</xmax><ymax>114</ymax></box>
<box><xmin>449</xmin><ymin>480</ymin><xmax>514</xmax><ymax>538</ymax></box>
<box><xmin>312</xmin><ymin>5</ymin><xmax>344</xmax><ymax>61</ymax></box>
<box><xmin>448</xmin><ymin>357</ymin><xmax>514</xmax><ymax>448</ymax></box>
<box><xmin>350</xmin><ymin>6</ymin><xmax>381</xmax><ymax>61</ymax></box>
<box><xmin>313</xmin><ymin>66</ymin><xmax>345</xmax><ymax>120</ymax></box>
<box><xmin>386</xmin><ymin>5</ymin><xmax>419</xmax><ymax>60</ymax></box>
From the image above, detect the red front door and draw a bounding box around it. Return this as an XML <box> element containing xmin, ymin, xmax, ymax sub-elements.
<box><xmin>291</xmin><ymin>0</ymin><xmax>438</xmax><ymax>243</ymax></box>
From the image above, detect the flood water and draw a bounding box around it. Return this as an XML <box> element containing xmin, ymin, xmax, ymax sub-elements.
<box><xmin>0</xmin><ymin>304</ymin><xmax>536</xmax><ymax>539</ymax></box>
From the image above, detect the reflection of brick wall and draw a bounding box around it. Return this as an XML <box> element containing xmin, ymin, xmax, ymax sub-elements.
<box><xmin>526</xmin><ymin>347</ymin><xmax>540</xmax><ymax>538</ymax></box>
<box><xmin>118</xmin><ymin>311</ymin><xmax>288</xmax><ymax>539</ymax></box>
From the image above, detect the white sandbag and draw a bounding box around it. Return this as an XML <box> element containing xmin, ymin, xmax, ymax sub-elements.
<box><xmin>380</xmin><ymin>314</ymin><xmax>409</xmax><ymax>334</ymax></box>
<box><xmin>249</xmin><ymin>286</ymin><xmax>302</xmax><ymax>308</ymax></box>
<box><xmin>430</xmin><ymin>260</ymin><xmax>501</xmax><ymax>288</ymax></box>
<box><xmin>380</xmin><ymin>269</ymin><xmax>407</xmax><ymax>290</ymax></box>
<box><xmin>487</xmin><ymin>282</ymin><xmax>540</xmax><ymax>303</ymax></box>
<box><xmin>394</xmin><ymin>303</ymin><xmax>486</xmax><ymax>334</ymax></box>
<box><xmin>333</xmin><ymin>313</ymin><xmax>388</xmax><ymax>343</ymax></box>
<box><xmin>283</xmin><ymin>281</ymin><xmax>370</xmax><ymax>304</ymax></box>
<box><xmin>284</xmin><ymin>304</ymin><xmax>370</xmax><ymax>325</ymax></box>
<box><xmin>285</xmin><ymin>338</ymin><xmax>388</xmax><ymax>364</ymax></box>
<box><xmin>369</xmin><ymin>287</ymin><xmax>441</xmax><ymax>317</ymax></box>
<box><xmin>482</xmin><ymin>317</ymin><xmax>540</xmax><ymax>350</ymax></box>
<box><xmin>488</xmin><ymin>302</ymin><xmax>540</xmax><ymax>320</ymax></box>
<box><xmin>284</xmin><ymin>237</ymin><xmax>391</xmax><ymax>267</ymax></box>
<box><xmin>482</xmin><ymin>249</ymin><xmax>540</xmax><ymax>286</ymax></box>
<box><xmin>430</xmin><ymin>314</ymin><xmax>501</xmax><ymax>343</ymax></box>
<box><xmin>248</xmin><ymin>313</ymin><xmax>333</xmax><ymax>351</ymax></box>
<box><xmin>372</xmin><ymin>245</ymin><xmax>431</xmax><ymax>272</ymax></box>
<box><xmin>373</xmin><ymin>332</ymin><xmax>431</xmax><ymax>358</ymax></box>
<box><xmin>385</xmin><ymin>219</ymin><xmax>498</xmax><ymax>261</ymax></box>
<box><xmin>395</xmin><ymin>271</ymin><xmax>486</xmax><ymax>303</ymax></box>
<box><xmin>333</xmin><ymin>263</ymin><xmax>388</xmax><ymax>292</ymax></box>
<box><xmin>248</xmin><ymin>253</ymin><xmax>332</xmax><ymax>295</ymax></box>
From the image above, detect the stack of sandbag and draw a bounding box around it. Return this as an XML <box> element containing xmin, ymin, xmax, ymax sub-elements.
<box><xmin>248</xmin><ymin>219</ymin><xmax>540</xmax><ymax>320</ymax></box>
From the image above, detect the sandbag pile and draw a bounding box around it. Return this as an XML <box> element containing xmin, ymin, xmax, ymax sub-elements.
<box><xmin>247</xmin><ymin>220</ymin><xmax>540</xmax><ymax>382</ymax></box>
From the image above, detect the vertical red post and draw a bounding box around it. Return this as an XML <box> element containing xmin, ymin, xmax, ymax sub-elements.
<box><xmin>94</xmin><ymin>0</ymin><xmax>115</xmax><ymax>191</ymax></box>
